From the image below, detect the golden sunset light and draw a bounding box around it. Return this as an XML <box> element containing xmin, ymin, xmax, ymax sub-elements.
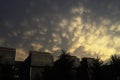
<box><xmin>1</xmin><ymin>1</ymin><xmax>120</xmax><ymax>80</ymax></box>
<box><xmin>1</xmin><ymin>0</ymin><xmax>120</xmax><ymax>61</ymax></box>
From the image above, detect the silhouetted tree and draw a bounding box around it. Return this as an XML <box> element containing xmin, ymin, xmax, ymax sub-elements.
<box><xmin>109</xmin><ymin>54</ymin><xmax>120</xmax><ymax>80</ymax></box>
<box><xmin>91</xmin><ymin>57</ymin><xmax>103</xmax><ymax>80</ymax></box>
<box><xmin>53</xmin><ymin>50</ymin><xmax>78</xmax><ymax>80</ymax></box>
<box><xmin>43</xmin><ymin>52</ymin><xmax>120</xmax><ymax>80</ymax></box>
<box><xmin>77</xmin><ymin>58</ymin><xmax>89</xmax><ymax>80</ymax></box>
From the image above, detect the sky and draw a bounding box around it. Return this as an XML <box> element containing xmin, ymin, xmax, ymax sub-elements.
<box><xmin>1</xmin><ymin>0</ymin><xmax>120</xmax><ymax>61</ymax></box>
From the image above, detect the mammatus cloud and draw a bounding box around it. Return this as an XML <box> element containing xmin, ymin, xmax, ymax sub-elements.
<box><xmin>66</xmin><ymin>4</ymin><xmax>120</xmax><ymax>60</ymax></box>
<box><xmin>65</xmin><ymin>17</ymin><xmax>117</xmax><ymax>60</ymax></box>
<box><xmin>1</xmin><ymin>0</ymin><xmax>120</xmax><ymax>61</ymax></box>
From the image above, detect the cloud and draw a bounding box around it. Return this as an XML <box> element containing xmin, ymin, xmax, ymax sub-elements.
<box><xmin>1</xmin><ymin>0</ymin><xmax>120</xmax><ymax>60</ymax></box>
<box><xmin>15</xmin><ymin>48</ymin><xmax>28</xmax><ymax>61</ymax></box>
<box><xmin>52</xmin><ymin>46</ymin><xmax>61</xmax><ymax>52</ymax></box>
<box><xmin>31</xmin><ymin>43</ymin><xmax>43</xmax><ymax>51</ymax></box>
<box><xmin>0</xmin><ymin>38</ymin><xmax>5</xmax><ymax>45</ymax></box>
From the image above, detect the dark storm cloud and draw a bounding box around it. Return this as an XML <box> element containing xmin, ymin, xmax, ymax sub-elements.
<box><xmin>1</xmin><ymin>0</ymin><xmax>120</xmax><ymax>60</ymax></box>
<box><xmin>0</xmin><ymin>0</ymin><xmax>77</xmax><ymax>47</ymax></box>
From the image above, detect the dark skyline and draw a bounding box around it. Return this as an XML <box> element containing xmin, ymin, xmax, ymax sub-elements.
<box><xmin>1</xmin><ymin>0</ymin><xmax>120</xmax><ymax>61</ymax></box>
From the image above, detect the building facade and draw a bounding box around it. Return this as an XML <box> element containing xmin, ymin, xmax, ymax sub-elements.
<box><xmin>0</xmin><ymin>47</ymin><xmax>16</xmax><ymax>80</ymax></box>
<box><xmin>0</xmin><ymin>47</ymin><xmax>53</xmax><ymax>80</ymax></box>
<box><xmin>30</xmin><ymin>51</ymin><xmax>53</xmax><ymax>80</ymax></box>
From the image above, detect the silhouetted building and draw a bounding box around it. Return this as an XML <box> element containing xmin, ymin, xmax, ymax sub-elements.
<box><xmin>0</xmin><ymin>47</ymin><xmax>16</xmax><ymax>64</ymax></box>
<box><xmin>14</xmin><ymin>61</ymin><xmax>24</xmax><ymax>80</ymax></box>
<box><xmin>0</xmin><ymin>47</ymin><xmax>16</xmax><ymax>80</ymax></box>
<box><xmin>81</xmin><ymin>57</ymin><xmax>96</xmax><ymax>80</ymax></box>
<box><xmin>11</xmin><ymin>50</ymin><xmax>53</xmax><ymax>80</ymax></box>
<box><xmin>14</xmin><ymin>56</ymin><xmax>30</xmax><ymax>80</ymax></box>
<box><xmin>30</xmin><ymin>51</ymin><xmax>53</xmax><ymax>80</ymax></box>
<box><xmin>81</xmin><ymin>57</ymin><xmax>95</xmax><ymax>67</ymax></box>
<box><xmin>70</xmin><ymin>56</ymin><xmax>80</xmax><ymax>68</ymax></box>
<box><xmin>0</xmin><ymin>47</ymin><xmax>54</xmax><ymax>80</ymax></box>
